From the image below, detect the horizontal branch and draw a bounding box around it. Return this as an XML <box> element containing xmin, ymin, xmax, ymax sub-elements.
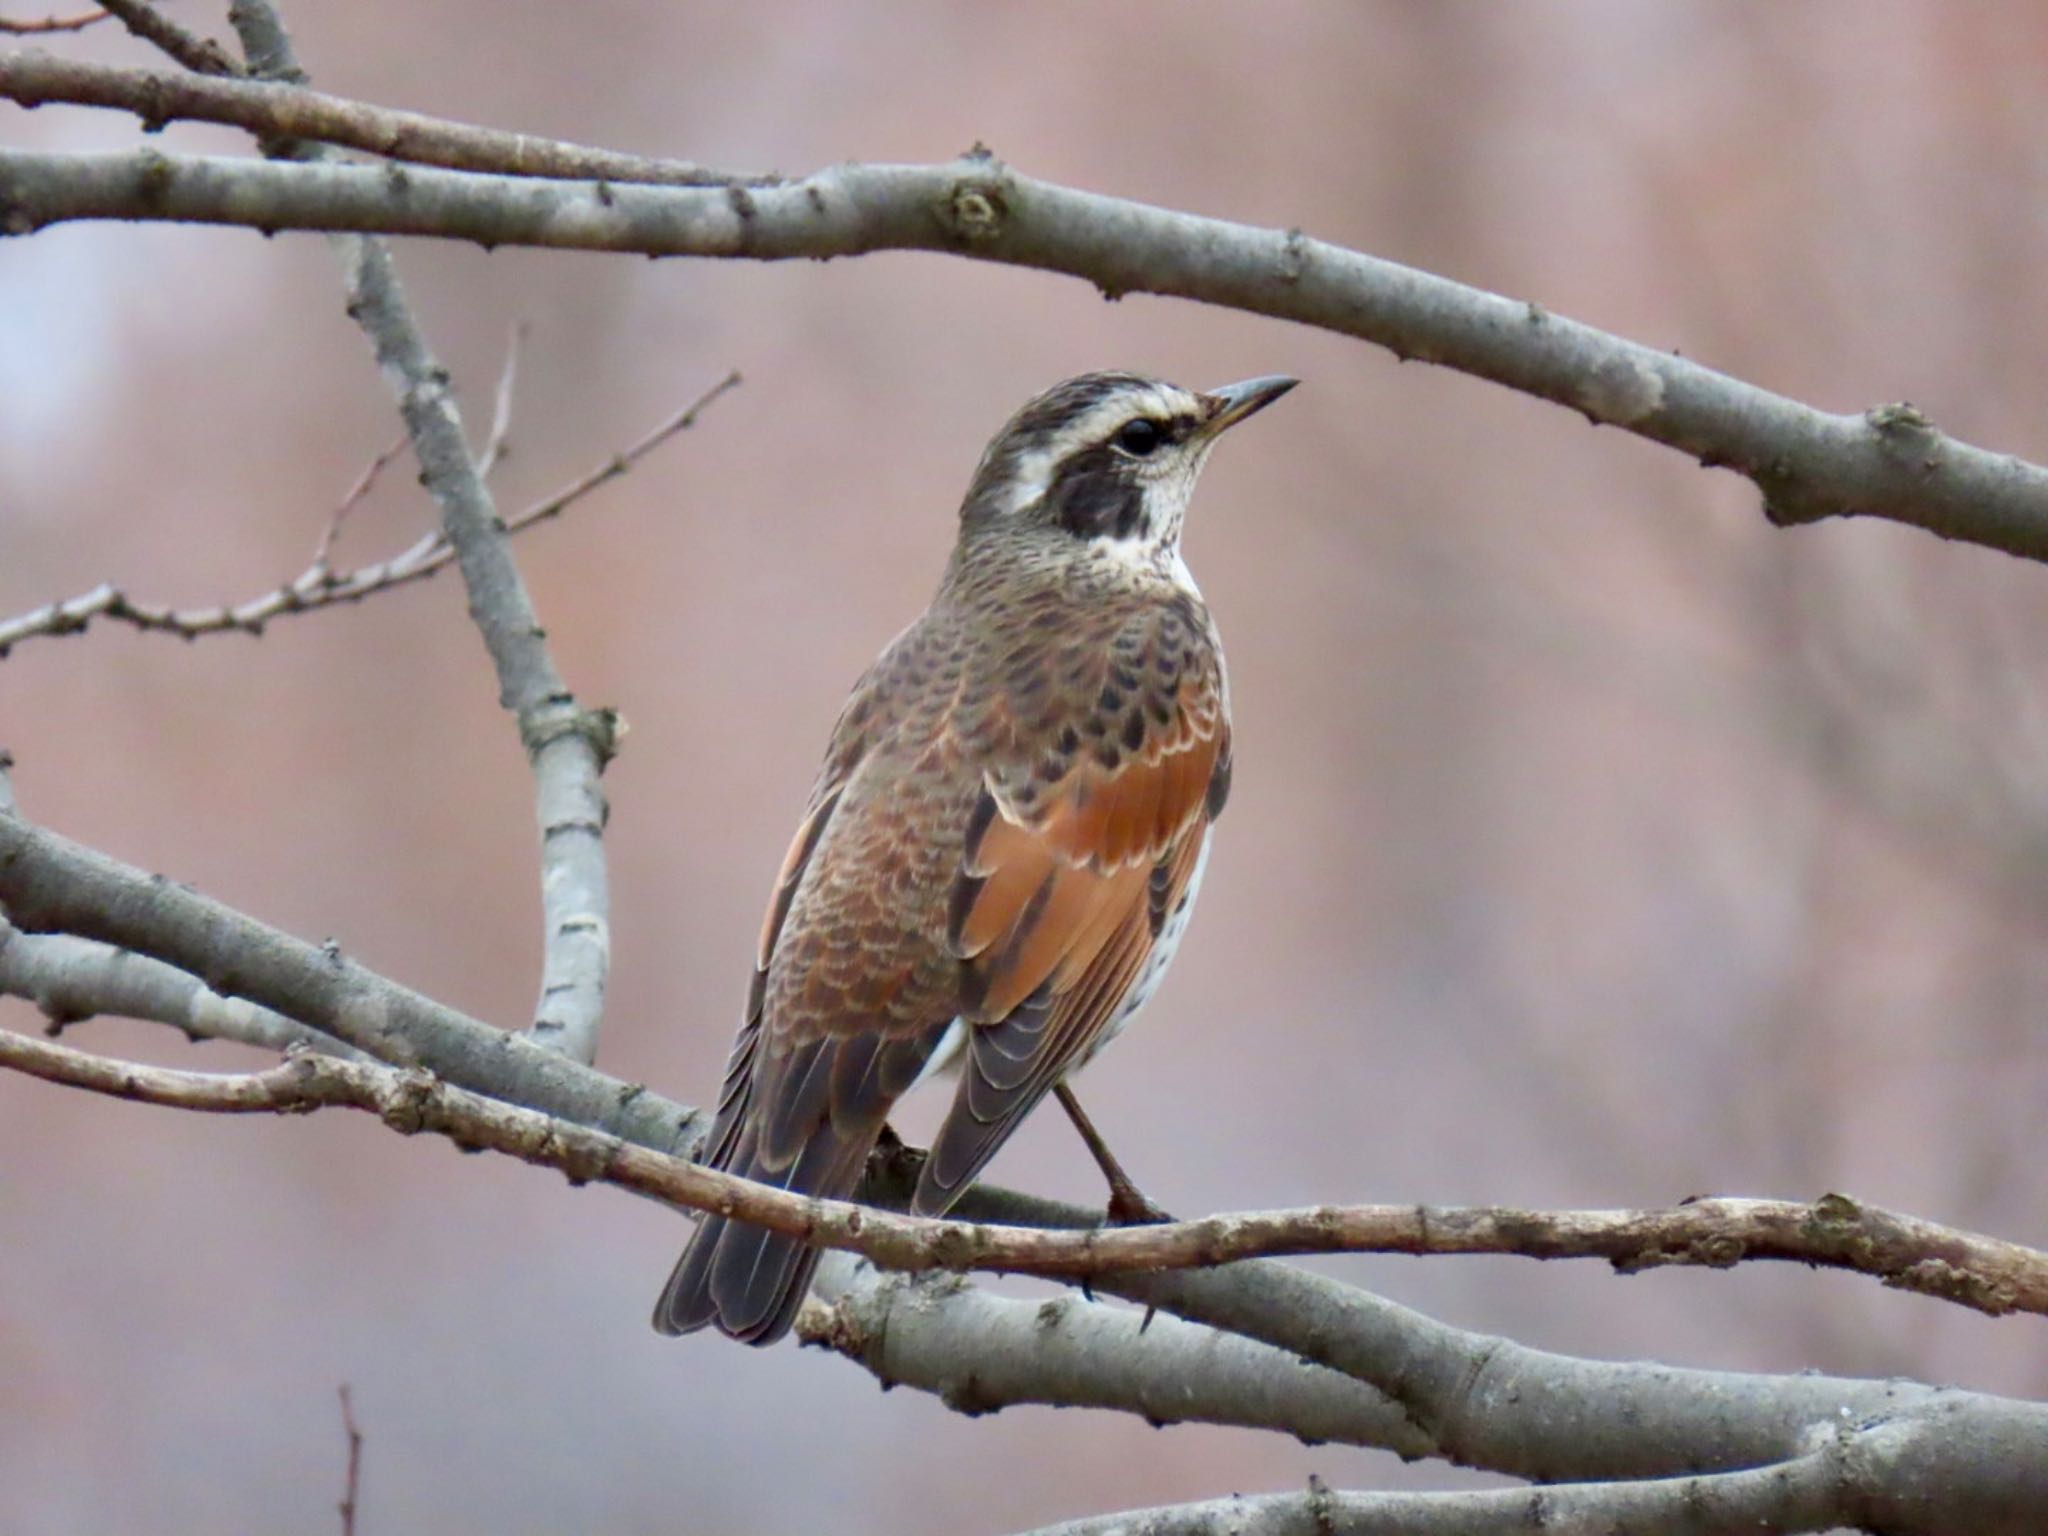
<box><xmin>1015</xmin><ymin>1456</ymin><xmax>1848</xmax><ymax>1536</ymax></box>
<box><xmin>11</xmin><ymin>1017</ymin><xmax>2048</xmax><ymax>1523</ymax></box>
<box><xmin>3</xmin><ymin>139</ymin><xmax>2047</xmax><ymax>564</ymax></box>
<box><xmin>4</xmin><ymin>796</ymin><xmax>2044</xmax><ymax>1488</ymax></box>
<box><xmin>0</xmin><ymin>51</ymin><xmax>761</xmax><ymax>185</ymax></box>
<box><xmin>0</xmin><ymin>916</ymin><xmax>366</xmax><ymax>1058</ymax></box>
<box><xmin>0</xmin><ymin>9</ymin><xmax>108</xmax><ymax>35</ymax></box>
<box><xmin>4</xmin><ymin>1009</ymin><xmax>2042</xmax><ymax>1316</ymax></box>
<box><xmin>800</xmin><ymin>1256</ymin><xmax>1433</xmax><ymax>1454</ymax></box>
<box><xmin>0</xmin><ymin>809</ymin><xmax>705</xmax><ymax>1154</ymax></box>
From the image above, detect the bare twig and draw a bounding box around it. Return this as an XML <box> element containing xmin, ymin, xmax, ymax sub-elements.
<box><xmin>336</xmin><ymin>1385</ymin><xmax>361</xmax><ymax>1536</ymax></box>
<box><xmin>0</xmin><ymin>8</ymin><xmax>108</xmax><ymax>34</ymax></box>
<box><xmin>0</xmin><ymin>373</ymin><xmax>738</xmax><ymax>657</ymax></box>
<box><xmin>3</xmin><ymin>1021</ymin><xmax>2042</xmax><ymax>1317</ymax></box>
<box><xmin>93</xmin><ymin>0</ymin><xmax>239</xmax><ymax>75</ymax></box>
<box><xmin>0</xmin><ymin>52</ymin><xmax>756</xmax><ymax>182</ymax></box>
<box><xmin>309</xmin><ymin>431</ymin><xmax>409</xmax><ymax>574</ymax></box>
<box><xmin>4</xmin><ymin>141</ymin><xmax>2044</xmax><ymax>565</ymax></box>
<box><xmin>472</xmin><ymin>320</ymin><xmax>525</xmax><ymax>480</ymax></box>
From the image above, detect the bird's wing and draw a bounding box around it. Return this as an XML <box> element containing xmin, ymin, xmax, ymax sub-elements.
<box><xmin>915</xmin><ymin>657</ymin><xmax>1230</xmax><ymax>1215</ymax></box>
<box><xmin>661</xmin><ymin>692</ymin><xmax>952</xmax><ymax>1341</ymax></box>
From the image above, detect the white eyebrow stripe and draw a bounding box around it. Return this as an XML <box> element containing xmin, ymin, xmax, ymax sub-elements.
<box><xmin>1043</xmin><ymin>385</ymin><xmax>1198</xmax><ymax>459</ymax></box>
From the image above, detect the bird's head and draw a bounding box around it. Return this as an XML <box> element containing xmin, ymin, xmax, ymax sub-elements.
<box><xmin>958</xmin><ymin>371</ymin><xmax>1297</xmax><ymax>572</ymax></box>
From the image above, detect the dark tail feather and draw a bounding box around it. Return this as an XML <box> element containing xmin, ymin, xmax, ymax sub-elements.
<box><xmin>653</xmin><ymin>1213</ymin><xmax>821</xmax><ymax>1344</ymax></box>
<box><xmin>651</xmin><ymin>1125</ymin><xmax>867</xmax><ymax>1346</ymax></box>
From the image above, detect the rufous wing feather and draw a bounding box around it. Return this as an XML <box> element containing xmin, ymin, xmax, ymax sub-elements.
<box><xmin>913</xmin><ymin>713</ymin><xmax>1226</xmax><ymax>1215</ymax></box>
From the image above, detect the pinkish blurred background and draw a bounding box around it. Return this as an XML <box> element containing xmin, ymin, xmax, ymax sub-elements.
<box><xmin>6</xmin><ymin>2</ymin><xmax>2048</xmax><ymax>1531</ymax></box>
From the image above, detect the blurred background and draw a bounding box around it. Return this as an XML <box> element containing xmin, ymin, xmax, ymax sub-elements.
<box><xmin>6</xmin><ymin>2</ymin><xmax>2048</xmax><ymax>1531</ymax></box>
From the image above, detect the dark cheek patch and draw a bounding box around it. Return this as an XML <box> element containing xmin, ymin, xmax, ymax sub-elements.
<box><xmin>1047</xmin><ymin>446</ymin><xmax>1146</xmax><ymax>542</ymax></box>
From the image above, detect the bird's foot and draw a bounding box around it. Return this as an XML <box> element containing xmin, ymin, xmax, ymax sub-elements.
<box><xmin>1105</xmin><ymin>1177</ymin><xmax>1174</xmax><ymax>1227</ymax></box>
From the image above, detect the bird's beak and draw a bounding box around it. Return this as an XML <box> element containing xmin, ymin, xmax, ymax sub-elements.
<box><xmin>1198</xmin><ymin>375</ymin><xmax>1299</xmax><ymax>437</ymax></box>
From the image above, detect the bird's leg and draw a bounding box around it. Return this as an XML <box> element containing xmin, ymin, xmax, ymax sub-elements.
<box><xmin>1053</xmin><ymin>1082</ymin><xmax>1173</xmax><ymax>1225</ymax></box>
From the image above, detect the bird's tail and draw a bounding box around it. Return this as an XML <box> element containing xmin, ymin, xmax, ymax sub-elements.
<box><xmin>652</xmin><ymin>1123</ymin><xmax>869</xmax><ymax>1346</ymax></box>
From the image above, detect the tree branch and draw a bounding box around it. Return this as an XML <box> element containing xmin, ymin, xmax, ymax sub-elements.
<box><xmin>3</xmin><ymin>141</ymin><xmax>2046</xmax><ymax>565</ymax></box>
<box><xmin>799</xmin><ymin>1255</ymin><xmax>1433</xmax><ymax>1455</ymax></box>
<box><xmin>210</xmin><ymin>3</ymin><xmax>611</xmax><ymax>1066</ymax></box>
<box><xmin>3</xmin><ymin>718</ymin><xmax>2043</xmax><ymax>1497</ymax></box>
<box><xmin>8</xmin><ymin>1012</ymin><xmax>2048</xmax><ymax>1511</ymax></box>
<box><xmin>0</xmin><ymin>914</ymin><xmax>366</xmax><ymax>1058</ymax></box>
<box><xmin>4</xmin><ymin>895</ymin><xmax>2043</xmax><ymax>1313</ymax></box>
<box><xmin>0</xmin><ymin>808</ymin><xmax>702</xmax><ymax>1153</ymax></box>
<box><xmin>0</xmin><ymin>9</ymin><xmax>109</xmax><ymax>35</ymax></box>
<box><xmin>93</xmin><ymin>0</ymin><xmax>238</xmax><ymax>75</ymax></box>
<box><xmin>0</xmin><ymin>51</ymin><xmax>760</xmax><ymax>184</ymax></box>
<box><xmin>0</xmin><ymin>372</ymin><xmax>739</xmax><ymax>657</ymax></box>
<box><xmin>1009</xmin><ymin>1423</ymin><xmax>2048</xmax><ymax>1536</ymax></box>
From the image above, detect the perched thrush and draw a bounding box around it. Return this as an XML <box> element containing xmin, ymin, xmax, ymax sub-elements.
<box><xmin>655</xmin><ymin>370</ymin><xmax>1296</xmax><ymax>1344</ymax></box>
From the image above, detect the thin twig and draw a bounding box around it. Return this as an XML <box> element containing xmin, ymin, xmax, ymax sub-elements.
<box><xmin>336</xmin><ymin>1385</ymin><xmax>361</xmax><ymax>1536</ymax></box>
<box><xmin>93</xmin><ymin>0</ymin><xmax>239</xmax><ymax>74</ymax></box>
<box><xmin>472</xmin><ymin>320</ymin><xmax>526</xmax><ymax>481</ymax></box>
<box><xmin>0</xmin><ymin>52</ymin><xmax>758</xmax><ymax>182</ymax></box>
<box><xmin>0</xmin><ymin>372</ymin><xmax>740</xmax><ymax>657</ymax></box>
<box><xmin>4</xmin><ymin>1026</ymin><xmax>2044</xmax><ymax>1318</ymax></box>
<box><xmin>309</xmin><ymin>431</ymin><xmax>409</xmax><ymax>575</ymax></box>
<box><xmin>0</xmin><ymin>8</ymin><xmax>108</xmax><ymax>33</ymax></box>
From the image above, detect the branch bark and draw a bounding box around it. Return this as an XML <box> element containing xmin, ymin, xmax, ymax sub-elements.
<box><xmin>4</xmin><ymin>861</ymin><xmax>2043</xmax><ymax>1315</ymax></box>
<box><xmin>0</xmin><ymin>916</ymin><xmax>366</xmax><ymax>1058</ymax></box>
<box><xmin>799</xmin><ymin>1255</ymin><xmax>1434</xmax><ymax>1455</ymax></box>
<box><xmin>3</xmin><ymin>134</ymin><xmax>2047</xmax><ymax>563</ymax></box>
<box><xmin>206</xmin><ymin>3</ymin><xmax>612</xmax><ymax>1065</ymax></box>
<box><xmin>0</xmin><ymin>51</ymin><xmax>758</xmax><ymax>184</ymax></box>
<box><xmin>94</xmin><ymin>0</ymin><xmax>237</xmax><ymax>75</ymax></box>
<box><xmin>1010</xmin><ymin>1420</ymin><xmax>2048</xmax><ymax>1536</ymax></box>
<box><xmin>0</xmin><ymin>809</ymin><xmax>702</xmax><ymax>1154</ymax></box>
<box><xmin>8</xmin><ymin>1011</ymin><xmax>2048</xmax><ymax>1512</ymax></box>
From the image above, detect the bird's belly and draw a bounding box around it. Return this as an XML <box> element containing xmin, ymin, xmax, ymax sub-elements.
<box><xmin>910</xmin><ymin>830</ymin><xmax>1213</xmax><ymax>1089</ymax></box>
<box><xmin>1081</xmin><ymin>829</ymin><xmax>1212</xmax><ymax>1066</ymax></box>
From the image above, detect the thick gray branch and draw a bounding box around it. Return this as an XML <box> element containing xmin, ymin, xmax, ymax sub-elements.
<box><xmin>3</xmin><ymin>144</ymin><xmax>2047</xmax><ymax>563</ymax></box>
<box><xmin>0</xmin><ymin>810</ymin><xmax>698</xmax><ymax>1154</ymax></box>
<box><xmin>1013</xmin><ymin>1418</ymin><xmax>2048</xmax><ymax>1536</ymax></box>
<box><xmin>0</xmin><ymin>915</ymin><xmax>364</xmax><ymax>1058</ymax></box>
<box><xmin>800</xmin><ymin>1255</ymin><xmax>1432</xmax><ymax>1454</ymax></box>
<box><xmin>205</xmin><ymin>7</ymin><xmax>610</xmax><ymax>1065</ymax></box>
<box><xmin>8</xmin><ymin>1011</ymin><xmax>2048</xmax><ymax>1519</ymax></box>
<box><xmin>4</xmin><ymin>815</ymin><xmax>2041</xmax><ymax>1316</ymax></box>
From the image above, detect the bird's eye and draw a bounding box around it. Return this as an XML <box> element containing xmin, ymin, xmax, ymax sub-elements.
<box><xmin>1115</xmin><ymin>419</ymin><xmax>1163</xmax><ymax>457</ymax></box>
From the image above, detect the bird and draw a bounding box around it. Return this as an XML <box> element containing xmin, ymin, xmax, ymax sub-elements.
<box><xmin>654</xmin><ymin>369</ymin><xmax>1297</xmax><ymax>1345</ymax></box>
